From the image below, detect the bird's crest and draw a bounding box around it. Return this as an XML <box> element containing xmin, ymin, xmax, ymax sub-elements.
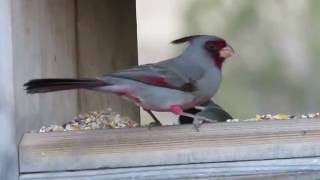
<box><xmin>171</xmin><ymin>35</ymin><xmax>201</xmax><ymax>44</ymax></box>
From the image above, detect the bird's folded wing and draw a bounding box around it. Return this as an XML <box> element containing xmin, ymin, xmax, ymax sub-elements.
<box><xmin>107</xmin><ymin>64</ymin><xmax>204</xmax><ymax>92</ymax></box>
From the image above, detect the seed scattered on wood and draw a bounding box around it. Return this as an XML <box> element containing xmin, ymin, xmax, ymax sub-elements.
<box><xmin>36</xmin><ymin>110</ymin><xmax>319</xmax><ymax>133</ymax></box>
<box><xmin>226</xmin><ymin>113</ymin><xmax>320</xmax><ymax>123</ymax></box>
<box><xmin>36</xmin><ymin>108</ymin><xmax>138</xmax><ymax>133</ymax></box>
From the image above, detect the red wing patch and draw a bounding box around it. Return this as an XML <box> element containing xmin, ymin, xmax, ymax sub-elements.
<box><xmin>140</xmin><ymin>76</ymin><xmax>168</xmax><ymax>86</ymax></box>
<box><xmin>115</xmin><ymin>92</ymin><xmax>141</xmax><ymax>103</ymax></box>
<box><xmin>110</xmin><ymin>74</ymin><xmax>196</xmax><ymax>92</ymax></box>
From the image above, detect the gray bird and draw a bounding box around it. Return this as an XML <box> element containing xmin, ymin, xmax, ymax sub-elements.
<box><xmin>24</xmin><ymin>35</ymin><xmax>235</xmax><ymax>126</ymax></box>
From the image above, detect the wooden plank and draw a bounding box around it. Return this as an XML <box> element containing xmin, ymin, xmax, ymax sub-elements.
<box><xmin>12</xmin><ymin>0</ymin><xmax>78</xmax><ymax>140</ymax></box>
<box><xmin>20</xmin><ymin>119</ymin><xmax>320</xmax><ymax>173</ymax></box>
<box><xmin>19</xmin><ymin>172</ymin><xmax>320</xmax><ymax>180</ymax></box>
<box><xmin>0</xmin><ymin>0</ymin><xmax>19</xmax><ymax>179</ymax></box>
<box><xmin>77</xmin><ymin>0</ymin><xmax>139</xmax><ymax>121</ymax></box>
<box><xmin>19</xmin><ymin>157</ymin><xmax>320</xmax><ymax>180</ymax></box>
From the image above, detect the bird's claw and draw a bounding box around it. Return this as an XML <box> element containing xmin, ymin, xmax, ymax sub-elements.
<box><xmin>192</xmin><ymin>116</ymin><xmax>217</xmax><ymax>131</ymax></box>
<box><xmin>196</xmin><ymin>115</ymin><xmax>217</xmax><ymax>124</ymax></box>
<box><xmin>194</xmin><ymin>106</ymin><xmax>205</xmax><ymax>111</ymax></box>
<box><xmin>192</xmin><ymin>118</ymin><xmax>203</xmax><ymax>132</ymax></box>
<box><xmin>147</xmin><ymin>121</ymin><xmax>161</xmax><ymax>130</ymax></box>
<box><xmin>179</xmin><ymin>111</ymin><xmax>217</xmax><ymax>131</ymax></box>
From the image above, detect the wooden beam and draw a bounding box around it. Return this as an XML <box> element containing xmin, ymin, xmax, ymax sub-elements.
<box><xmin>20</xmin><ymin>119</ymin><xmax>320</xmax><ymax>174</ymax></box>
<box><xmin>19</xmin><ymin>157</ymin><xmax>320</xmax><ymax>179</ymax></box>
<box><xmin>0</xmin><ymin>0</ymin><xmax>18</xmax><ymax>179</ymax></box>
<box><xmin>12</xmin><ymin>0</ymin><xmax>78</xmax><ymax>140</ymax></box>
<box><xmin>76</xmin><ymin>0</ymin><xmax>139</xmax><ymax>122</ymax></box>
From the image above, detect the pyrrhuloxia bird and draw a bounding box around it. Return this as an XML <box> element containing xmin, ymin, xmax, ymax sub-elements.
<box><xmin>24</xmin><ymin>35</ymin><xmax>234</xmax><ymax>125</ymax></box>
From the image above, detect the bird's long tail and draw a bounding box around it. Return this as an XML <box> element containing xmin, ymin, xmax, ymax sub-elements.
<box><xmin>24</xmin><ymin>78</ymin><xmax>109</xmax><ymax>94</ymax></box>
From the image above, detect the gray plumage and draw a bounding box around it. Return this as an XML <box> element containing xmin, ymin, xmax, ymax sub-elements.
<box><xmin>25</xmin><ymin>35</ymin><xmax>234</xmax><ymax>123</ymax></box>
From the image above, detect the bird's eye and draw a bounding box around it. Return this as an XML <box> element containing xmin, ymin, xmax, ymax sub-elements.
<box><xmin>206</xmin><ymin>43</ymin><xmax>219</xmax><ymax>51</ymax></box>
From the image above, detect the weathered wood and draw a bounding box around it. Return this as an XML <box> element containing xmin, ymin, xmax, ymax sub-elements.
<box><xmin>12</xmin><ymin>0</ymin><xmax>78</xmax><ymax>140</ymax></box>
<box><xmin>20</xmin><ymin>119</ymin><xmax>320</xmax><ymax>173</ymax></box>
<box><xmin>77</xmin><ymin>0</ymin><xmax>139</xmax><ymax>121</ymax></box>
<box><xmin>19</xmin><ymin>157</ymin><xmax>320</xmax><ymax>180</ymax></box>
<box><xmin>0</xmin><ymin>0</ymin><xmax>19</xmax><ymax>179</ymax></box>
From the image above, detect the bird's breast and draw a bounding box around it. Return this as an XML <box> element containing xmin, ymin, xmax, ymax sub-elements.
<box><xmin>195</xmin><ymin>68</ymin><xmax>222</xmax><ymax>99</ymax></box>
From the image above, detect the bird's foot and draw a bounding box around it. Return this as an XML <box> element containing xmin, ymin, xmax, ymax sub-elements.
<box><xmin>170</xmin><ymin>105</ymin><xmax>217</xmax><ymax>131</ymax></box>
<box><xmin>192</xmin><ymin>118</ymin><xmax>204</xmax><ymax>132</ymax></box>
<box><xmin>147</xmin><ymin>121</ymin><xmax>162</xmax><ymax>130</ymax></box>
<box><xmin>143</xmin><ymin>108</ymin><xmax>162</xmax><ymax>130</ymax></box>
<box><xmin>181</xmin><ymin>112</ymin><xmax>217</xmax><ymax>124</ymax></box>
<box><xmin>194</xmin><ymin>106</ymin><xmax>205</xmax><ymax>111</ymax></box>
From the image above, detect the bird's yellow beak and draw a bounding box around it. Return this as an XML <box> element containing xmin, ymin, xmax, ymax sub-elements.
<box><xmin>219</xmin><ymin>45</ymin><xmax>235</xmax><ymax>59</ymax></box>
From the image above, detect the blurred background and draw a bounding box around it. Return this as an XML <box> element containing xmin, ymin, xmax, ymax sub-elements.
<box><xmin>137</xmin><ymin>0</ymin><xmax>320</xmax><ymax>124</ymax></box>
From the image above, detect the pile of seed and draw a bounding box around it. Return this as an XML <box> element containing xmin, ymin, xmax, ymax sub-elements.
<box><xmin>38</xmin><ymin>108</ymin><xmax>138</xmax><ymax>133</ymax></box>
<box><xmin>226</xmin><ymin>112</ymin><xmax>320</xmax><ymax>122</ymax></box>
<box><xmin>37</xmin><ymin>111</ymin><xmax>320</xmax><ymax>133</ymax></box>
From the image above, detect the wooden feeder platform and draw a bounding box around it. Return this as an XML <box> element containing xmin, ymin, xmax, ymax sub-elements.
<box><xmin>20</xmin><ymin>119</ymin><xmax>320</xmax><ymax>179</ymax></box>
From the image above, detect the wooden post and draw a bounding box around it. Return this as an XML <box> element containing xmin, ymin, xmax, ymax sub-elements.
<box><xmin>11</xmin><ymin>0</ymin><xmax>140</xmax><ymax>141</ymax></box>
<box><xmin>7</xmin><ymin>0</ymin><xmax>138</xmax><ymax>178</ymax></box>
<box><xmin>77</xmin><ymin>0</ymin><xmax>140</xmax><ymax>121</ymax></box>
<box><xmin>12</xmin><ymin>0</ymin><xmax>78</xmax><ymax>140</ymax></box>
<box><xmin>0</xmin><ymin>0</ymin><xmax>18</xmax><ymax>179</ymax></box>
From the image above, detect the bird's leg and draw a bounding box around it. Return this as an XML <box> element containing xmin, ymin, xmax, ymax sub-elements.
<box><xmin>194</xmin><ymin>106</ymin><xmax>205</xmax><ymax>111</ymax></box>
<box><xmin>170</xmin><ymin>105</ymin><xmax>217</xmax><ymax>130</ymax></box>
<box><xmin>170</xmin><ymin>105</ymin><xmax>216</xmax><ymax>122</ymax></box>
<box><xmin>192</xmin><ymin>118</ymin><xmax>203</xmax><ymax>132</ymax></box>
<box><xmin>143</xmin><ymin>108</ymin><xmax>162</xmax><ymax>128</ymax></box>
<box><xmin>194</xmin><ymin>105</ymin><xmax>224</xmax><ymax>111</ymax></box>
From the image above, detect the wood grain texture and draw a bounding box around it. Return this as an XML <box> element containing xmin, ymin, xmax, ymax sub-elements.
<box><xmin>19</xmin><ymin>157</ymin><xmax>320</xmax><ymax>180</ymax></box>
<box><xmin>0</xmin><ymin>0</ymin><xmax>19</xmax><ymax>179</ymax></box>
<box><xmin>20</xmin><ymin>119</ymin><xmax>320</xmax><ymax>173</ymax></box>
<box><xmin>12</xmin><ymin>0</ymin><xmax>78</xmax><ymax>140</ymax></box>
<box><xmin>77</xmin><ymin>0</ymin><xmax>139</xmax><ymax>121</ymax></box>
